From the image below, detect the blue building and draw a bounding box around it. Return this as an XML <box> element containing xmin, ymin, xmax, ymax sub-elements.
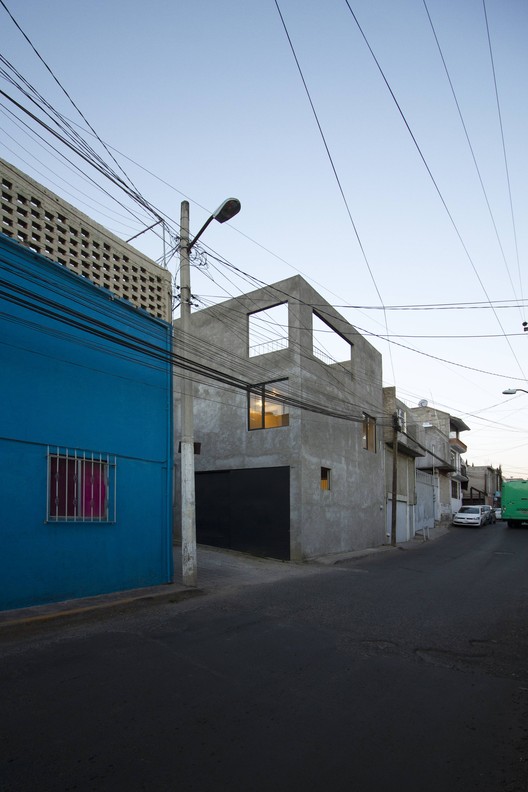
<box><xmin>0</xmin><ymin>233</ymin><xmax>173</xmax><ymax>610</ymax></box>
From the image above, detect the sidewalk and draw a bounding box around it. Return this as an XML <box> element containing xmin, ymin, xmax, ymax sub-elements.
<box><xmin>312</xmin><ymin>522</ymin><xmax>452</xmax><ymax>565</ymax></box>
<box><xmin>0</xmin><ymin>545</ymin><xmax>315</xmax><ymax>633</ymax></box>
<box><xmin>0</xmin><ymin>526</ymin><xmax>451</xmax><ymax>633</ymax></box>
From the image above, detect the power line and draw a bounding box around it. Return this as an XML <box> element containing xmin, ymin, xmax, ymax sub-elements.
<box><xmin>273</xmin><ymin>0</ymin><xmax>397</xmax><ymax>386</ymax></box>
<box><xmin>482</xmin><ymin>0</ymin><xmax>523</xmax><ymax>307</ymax></box>
<box><xmin>423</xmin><ymin>0</ymin><xmax>523</xmax><ymax>319</ymax></box>
<box><xmin>343</xmin><ymin>0</ymin><xmax>527</xmax><ymax>382</ymax></box>
<box><xmin>0</xmin><ymin>0</ymin><xmax>141</xmax><ymax>198</ymax></box>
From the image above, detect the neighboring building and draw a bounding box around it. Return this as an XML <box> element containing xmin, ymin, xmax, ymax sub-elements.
<box><xmin>463</xmin><ymin>464</ymin><xmax>503</xmax><ymax>507</ymax></box>
<box><xmin>0</xmin><ymin>157</ymin><xmax>172</xmax><ymax>320</ymax></box>
<box><xmin>0</xmin><ymin>233</ymin><xmax>173</xmax><ymax>610</ymax></box>
<box><xmin>409</xmin><ymin>404</ymin><xmax>470</xmax><ymax>526</ymax></box>
<box><xmin>173</xmin><ymin>275</ymin><xmax>386</xmax><ymax>561</ymax></box>
<box><xmin>383</xmin><ymin>387</ymin><xmax>424</xmax><ymax>542</ymax></box>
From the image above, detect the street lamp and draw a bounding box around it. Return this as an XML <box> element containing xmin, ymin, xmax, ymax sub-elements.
<box><xmin>502</xmin><ymin>388</ymin><xmax>528</xmax><ymax>395</ymax></box>
<box><xmin>179</xmin><ymin>198</ymin><xmax>241</xmax><ymax>587</ymax></box>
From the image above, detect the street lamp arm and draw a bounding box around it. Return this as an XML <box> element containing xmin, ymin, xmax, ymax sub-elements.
<box><xmin>187</xmin><ymin>198</ymin><xmax>241</xmax><ymax>252</ymax></box>
<box><xmin>502</xmin><ymin>388</ymin><xmax>528</xmax><ymax>395</ymax></box>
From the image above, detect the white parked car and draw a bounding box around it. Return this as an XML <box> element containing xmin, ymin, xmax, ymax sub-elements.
<box><xmin>452</xmin><ymin>505</ymin><xmax>487</xmax><ymax>527</ymax></box>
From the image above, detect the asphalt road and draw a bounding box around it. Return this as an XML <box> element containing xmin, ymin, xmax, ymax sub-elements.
<box><xmin>2</xmin><ymin>523</ymin><xmax>528</xmax><ymax>792</ymax></box>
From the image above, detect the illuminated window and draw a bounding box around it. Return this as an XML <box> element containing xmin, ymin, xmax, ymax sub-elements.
<box><xmin>362</xmin><ymin>414</ymin><xmax>376</xmax><ymax>452</ymax></box>
<box><xmin>321</xmin><ymin>467</ymin><xmax>331</xmax><ymax>490</ymax></box>
<box><xmin>248</xmin><ymin>380</ymin><xmax>289</xmax><ymax>430</ymax></box>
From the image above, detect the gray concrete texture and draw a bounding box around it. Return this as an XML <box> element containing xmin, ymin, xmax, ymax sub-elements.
<box><xmin>173</xmin><ymin>275</ymin><xmax>386</xmax><ymax>561</ymax></box>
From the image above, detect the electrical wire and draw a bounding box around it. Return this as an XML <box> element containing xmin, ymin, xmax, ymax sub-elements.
<box><xmin>273</xmin><ymin>0</ymin><xmax>397</xmax><ymax>386</ymax></box>
<box><xmin>482</xmin><ymin>0</ymin><xmax>523</xmax><ymax>307</ymax></box>
<box><xmin>342</xmin><ymin>0</ymin><xmax>527</xmax><ymax>382</ymax></box>
<box><xmin>423</xmin><ymin>0</ymin><xmax>523</xmax><ymax>322</ymax></box>
<box><xmin>1</xmin><ymin>263</ymin><xmax>381</xmax><ymax>424</ymax></box>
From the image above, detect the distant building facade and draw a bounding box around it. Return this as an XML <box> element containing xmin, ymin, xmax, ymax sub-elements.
<box><xmin>0</xmin><ymin>157</ymin><xmax>172</xmax><ymax>320</ymax></box>
<box><xmin>463</xmin><ymin>464</ymin><xmax>503</xmax><ymax>507</ymax></box>
<box><xmin>409</xmin><ymin>405</ymin><xmax>470</xmax><ymax>525</ymax></box>
<box><xmin>383</xmin><ymin>387</ymin><xmax>424</xmax><ymax>542</ymax></box>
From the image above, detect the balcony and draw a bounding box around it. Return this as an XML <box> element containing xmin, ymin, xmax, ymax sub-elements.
<box><xmin>449</xmin><ymin>436</ymin><xmax>467</xmax><ymax>454</ymax></box>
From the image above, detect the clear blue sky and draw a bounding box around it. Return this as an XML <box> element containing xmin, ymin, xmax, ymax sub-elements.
<box><xmin>2</xmin><ymin>0</ymin><xmax>527</xmax><ymax>477</ymax></box>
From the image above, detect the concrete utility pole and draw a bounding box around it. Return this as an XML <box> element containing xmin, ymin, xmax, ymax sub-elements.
<box><xmin>391</xmin><ymin>412</ymin><xmax>400</xmax><ymax>547</ymax></box>
<box><xmin>179</xmin><ymin>200</ymin><xmax>196</xmax><ymax>587</ymax></box>
<box><xmin>178</xmin><ymin>198</ymin><xmax>241</xmax><ymax>587</ymax></box>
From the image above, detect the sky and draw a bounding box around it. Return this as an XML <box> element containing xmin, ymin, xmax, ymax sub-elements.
<box><xmin>1</xmin><ymin>0</ymin><xmax>527</xmax><ymax>478</ymax></box>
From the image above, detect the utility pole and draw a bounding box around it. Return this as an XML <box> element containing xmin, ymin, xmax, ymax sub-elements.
<box><xmin>391</xmin><ymin>411</ymin><xmax>400</xmax><ymax>547</ymax></box>
<box><xmin>179</xmin><ymin>200</ymin><xmax>197</xmax><ymax>586</ymax></box>
<box><xmin>177</xmin><ymin>197</ymin><xmax>241</xmax><ymax>587</ymax></box>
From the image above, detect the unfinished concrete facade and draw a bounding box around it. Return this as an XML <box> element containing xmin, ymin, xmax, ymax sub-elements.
<box><xmin>409</xmin><ymin>405</ymin><xmax>470</xmax><ymax>525</ymax></box>
<box><xmin>0</xmin><ymin>158</ymin><xmax>172</xmax><ymax>320</ymax></box>
<box><xmin>383</xmin><ymin>387</ymin><xmax>424</xmax><ymax>542</ymax></box>
<box><xmin>173</xmin><ymin>275</ymin><xmax>385</xmax><ymax>561</ymax></box>
<box><xmin>463</xmin><ymin>464</ymin><xmax>502</xmax><ymax>507</ymax></box>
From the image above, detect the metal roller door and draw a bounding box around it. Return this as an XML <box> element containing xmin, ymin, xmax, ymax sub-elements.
<box><xmin>196</xmin><ymin>466</ymin><xmax>290</xmax><ymax>560</ymax></box>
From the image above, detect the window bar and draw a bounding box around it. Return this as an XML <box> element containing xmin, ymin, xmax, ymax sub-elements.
<box><xmin>54</xmin><ymin>446</ymin><xmax>60</xmax><ymax>520</ymax></box>
<box><xmin>89</xmin><ymin>451</ymin><xmax>94</xmax><ymax>522</ymax></box>
<box><xmin>46</xmin><ymin>446</ymin><xmax>51</xmax><ymax>520</ymax></box>
<box><xmin>65</xmin><ymin>447</ymin><xmax>70</xmax><ymax>520</ymax></box>
<box><xmin>73</xmin><ymin>448</ymin><xmax>78</xmax><ymax>521</ymax></box>
<box><xmin>112</xmin><ymin>455</ymin><xmax>117</xmax><ymax>522</ymax></box>
<box><xmin>98</xmin><ymin>451</ymin><xmax>103</xmax><ymax>521</ymax></box>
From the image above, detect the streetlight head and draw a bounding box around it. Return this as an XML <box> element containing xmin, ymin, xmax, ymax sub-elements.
<box><xmin>502</xmin><ymin>388</ymin><xmax>518</xmax><ymax>395</ymax></box>
<box><xmin>213</xmin><ymin>198</ymin><xmax>241</xmax><ymax>224</ymax></box>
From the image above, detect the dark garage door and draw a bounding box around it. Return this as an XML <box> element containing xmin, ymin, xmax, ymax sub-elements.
<box><xmin>195</xmin><ymin>467</ymin><xmax>290</xmax><ymax>560</ymax></box>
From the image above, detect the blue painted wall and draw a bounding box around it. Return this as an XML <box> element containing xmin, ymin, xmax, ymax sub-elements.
<box><xmin>0</xmin><ymin>234</ymin><xmax>173</xmax><ymax>610</ymax></box>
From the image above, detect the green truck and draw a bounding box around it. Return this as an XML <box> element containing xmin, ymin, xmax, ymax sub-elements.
<box><xmin>501</xmin><ymin>479</ymin><xmax>528</xmax><ymax>527</ymax></box>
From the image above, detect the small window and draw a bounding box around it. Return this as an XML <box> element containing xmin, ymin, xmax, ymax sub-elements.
<box><xmin>362</xmin><ymin>414</ymin><xmax>376</xmax><ymax>452</ymax></box>
<box><xmin>248</xmin><ymin>380</ymin><xmax>289</xmax><ymax>430</ymax></box>
<box><xmin>321</xmin><ymin>467</ymin><xmax>331</xmax><ymax>491</ymax></box>
<box><xmin>47</xmin><ymin>447</ymin><xmax>116</xmax><ymax>522</ymax></box>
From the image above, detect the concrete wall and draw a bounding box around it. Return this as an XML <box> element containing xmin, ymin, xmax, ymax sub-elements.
<box><xmin>173</xmin><ymin>275</ymin><xmax>385</xmax><ymax>560</ymax></box>
<box><xmin>0</xmin><ymin>158</ymin><xmax>172</xmax><ymax>320</ymax></box>
<box><xmin>0</xmin><ymin>234</ymin><xmax>173</xmax><ymax>610</ymax></box>
<box><xmin>416</xmin><ymin>470</ymin><xmax>436</xmax><ymax>535</ymax></box>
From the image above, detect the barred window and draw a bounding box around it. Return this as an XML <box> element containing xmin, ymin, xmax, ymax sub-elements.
<box><xmin>47</xmin><ymin>447</ymin><xmax>116</xmax><ymax>522</ymax></box>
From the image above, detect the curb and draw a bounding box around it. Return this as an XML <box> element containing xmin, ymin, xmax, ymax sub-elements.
<box><xmin>0</xmin><ymin>585</ymin><xmax>202</xmax><ymax>635</ymax></box>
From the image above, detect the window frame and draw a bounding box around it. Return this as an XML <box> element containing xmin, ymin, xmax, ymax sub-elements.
<box><xmin>248</xmin><ymin>379</ymin><xmax>290</xmax><ymax>430</ymax></box>
<box><xmin>46</xmin><ymin>447</ymin><xmax>117</xmax><ymax>523</ymax></box>
<box><xmin>362</xmin><ymin>413</ymin><xmax>377</xmax><ymax>452</ymax></box>
<box><xmin>321</xmin><ymin>467</ymin><xmax>331</xmax><ymax>491</ymax></box>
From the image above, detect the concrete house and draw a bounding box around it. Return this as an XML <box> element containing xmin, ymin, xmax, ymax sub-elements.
<box><xmin>0</xmin><ymin>233</ymin><xmax>173</xmax><ymax>610</ymax></box>
<box><xmin>173</xmin><ymin>276</ymin><xmax>386</xmax><ymax>561</ymax></box>
<box><xmin>463</xmin><ymin>464</ymin><xmax>502</xmax><ymax>508</ymax></box>
<box><xmin>383</xmin><ymin>387</ymin><xmax>424</xmax><ymax>542</ymax></box>
<box><xmin>409</xmin><ymin>404</ymin><xmax>470</xmax><ymax>528</ymax></box>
